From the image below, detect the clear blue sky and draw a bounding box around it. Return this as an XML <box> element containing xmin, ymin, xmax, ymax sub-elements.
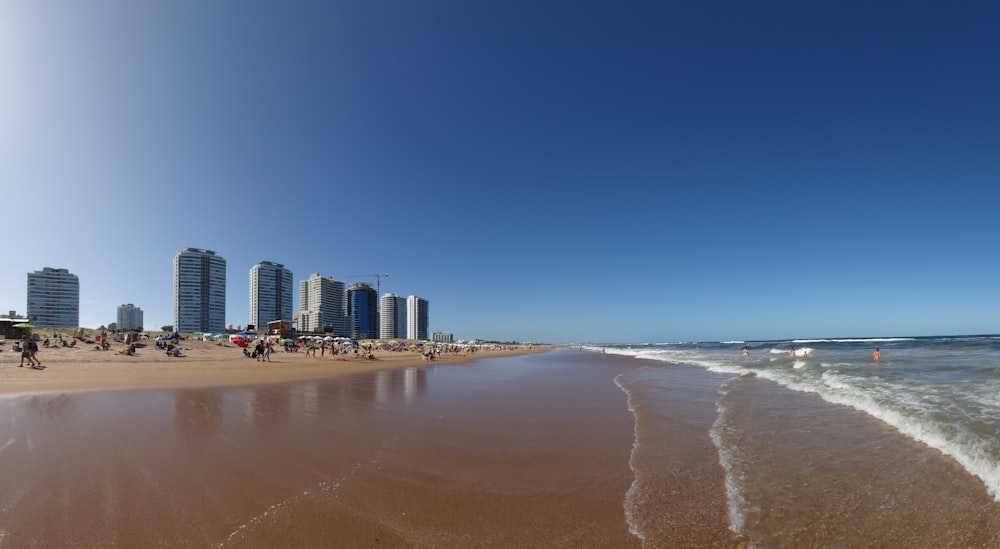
<box><xmin>2</xmin><ymin>1</ymin><xmax>999</xmax><ymax>343</ymax></box>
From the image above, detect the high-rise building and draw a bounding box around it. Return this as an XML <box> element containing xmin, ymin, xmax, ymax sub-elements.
<box><xmin>379</xmin><ymin>293</ymin><xmax>406</xmax><ymax>339</ymax></box>
<box><xmin>249</xmin><ymin>261</ymin><xmax>293</xmax><ymax>330</ymax></box>
<box><xmin>117</xmin><ymin>303</ymin><xmax>144</xmax><ymax>331</ymax></box>
<box><xmin>297</xmin><ymin>273</ymin><xmax>348</xmax><ymax>335</ymax></box>
<box><xmin>26</xmin><ymin>267</ymin><xmax>79</xmax><ymax>328</ymax></box>
<box><xmin>173</xmin><ymin>248</ymin><xmax>226</xmax><ymax>334</ymax></box>
<box><xmin>406</xmin><ymin>295</ymin><xmax>429</xmax><ymax>341</ymax></box>
<box><xmin>348</xmin><ymin>282</ymin><xmax>378</xmax><ymax>339</ymax></box>
<box><xmin>431</xmin><ymin>332</ymin><xmax>454</xmax><ymax>343</ymax></box>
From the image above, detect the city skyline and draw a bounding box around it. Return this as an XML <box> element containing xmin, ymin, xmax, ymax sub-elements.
<box><xmin>13</xmin><ymin>254</ymin><xmax>433</xmax><ymax>337</ymax></box>
<box><xmin>3</xmin><ymin>2</ymin><xmax>999</xmax><ymax>343</ymax></box>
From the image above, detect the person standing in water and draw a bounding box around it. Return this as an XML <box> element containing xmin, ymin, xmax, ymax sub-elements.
<box><xmin>789</xmin><ymin>347</ymin><xmax>796</xmax><ymax>358</ymax></box>
<box><xmin>873</xmin><ymin>348</ymin><xmax>881</xmax><ymax>362</ymax></box>
<box><xmin>742</xmin><ymin>346</ymin><xmax>750</xmax><ymax>358</ymax></box>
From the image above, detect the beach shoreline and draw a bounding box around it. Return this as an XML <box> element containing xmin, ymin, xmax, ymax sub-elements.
<box><xmin>0</xmin><ymin>346</ymin><xmax>647</xmax><ymax>548</ymax></box>
<box><xmin>0</xmin><ymin>336</ymin><xmax>552</xmax><ymax>396</ymax></box>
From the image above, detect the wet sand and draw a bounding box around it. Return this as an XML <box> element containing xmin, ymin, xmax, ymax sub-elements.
<box><xmin>0</xmin><ymin>348</ymin><xmax>647</xmax><ymax>548</ymax></box>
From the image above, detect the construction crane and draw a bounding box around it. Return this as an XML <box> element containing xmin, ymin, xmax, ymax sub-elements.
<box><xmin>347</xmin><ymin>273</ymin><xmax>390</xmax><ymax>301</ymax></box>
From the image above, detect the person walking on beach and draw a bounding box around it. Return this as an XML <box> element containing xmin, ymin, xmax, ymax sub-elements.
<box><xmin>19</xmin><ymin>338</ymin><xmax>31</xmax><ymax>367</ymax></box>
<box><xmin>873</xmin><ymin>348</ymin><xmax>881</xmax><ymax>362</ymax></box>
<box><xmin>20</xmin><ymin>337</ymin><xmax>41</xmax><ymax>369</ymax></box>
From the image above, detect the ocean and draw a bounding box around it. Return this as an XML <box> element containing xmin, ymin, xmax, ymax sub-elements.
<box><xmin>596</xmin><ymin>335</ymin><xmax>1000</xmax><ymax>547</ymax></box>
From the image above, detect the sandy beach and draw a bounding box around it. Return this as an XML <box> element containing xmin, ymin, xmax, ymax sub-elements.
<box><xmin>0</xmin><ymin>344</ymin><xmax>649</xmax><ymax>548</ymax></box>
<box><xmin>0</xmin><ymin>336</ymin><xmax>546</xmax><ymax>395</ymax></box>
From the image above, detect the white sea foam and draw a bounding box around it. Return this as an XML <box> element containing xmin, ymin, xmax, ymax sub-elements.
<box><xmin>791</xmin><ymin>338</ymin><xmax>915</xmax><ymax>343</ymax></box>
<box><xmin>585</xmin><ymin>342</ymin><xmax>1000</xmax><ymax>503</ymax></box>
<box><xmin>769</xmin><ymin>347</ymin><xmax>814</xmax><ymax>357</ymax></box>
<box><xmin>710</xmin><ymin>387</ymin><xmax>748</xmax><ymax>536</ymax></box>
<box><xmin>614</xmin><ymin>373</ymin><xmax>647</xmax><ymax>545</ymax></box>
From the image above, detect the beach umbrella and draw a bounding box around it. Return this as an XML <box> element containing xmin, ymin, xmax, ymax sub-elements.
<box><xmin>282</xmin><ymin>338</ymin><xmax>293</xmax><ymax>343</ymax></box>
<box><xmin>12</xmin><ymin>323</ymin><xmax>34</xmax><ymax>329</ymax></box>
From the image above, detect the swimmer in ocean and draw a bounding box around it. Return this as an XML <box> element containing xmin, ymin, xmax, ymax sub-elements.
<box><xmin>789</xmin><ymin>347</ymin><xmax>796</xmax><ymax>357</ymax></box>
<box><xmin>742</xmin><ymin>346</ymin><xmax>749</xmax><ymax>358</ymax></box>
<box><xmin>873</xmin><ymin>348</ymin><xmax>881</xmax><ymax>362</ymax></box>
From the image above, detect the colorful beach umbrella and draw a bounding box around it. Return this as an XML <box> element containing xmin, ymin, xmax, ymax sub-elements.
<box><xmin>12</xmin><ymin>323</ymin><xmax>34</xmax><ymax>329</ymax></box>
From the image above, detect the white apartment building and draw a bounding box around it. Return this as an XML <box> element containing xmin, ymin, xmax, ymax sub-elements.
<box><xmin>297</xmin><ymin>273</ymin><xmax>348</xmax><ymax>335</ymax></box>
<box><xmin>26</xmin><ymin>267</ymin><xmax>79</xmax><ymax>328</ymax></box>
<box><xmin>406</xmin><ymin>295</ymin><xmax>429</xmax><ymax>341</ymax></box>
<box><xmin>379</xmin><ymin>293</ymin><xmax>407</xmax><ymax>339</ymax></box>
<box><xmin>117</xmin><ymin>303</ymin><xmax>144</xmax><ymax>331</ymax></box>
<box><xmin>173</xmin><ymin>248</ymin><xmax>226</xmax><ymax>334</ymax></box>
<box><xmin>249</xmin><ymin>261</ymin><xmax>293</xmax><ymax>329</ymax></box>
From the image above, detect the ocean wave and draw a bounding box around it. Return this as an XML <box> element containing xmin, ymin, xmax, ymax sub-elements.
<box><xmin>790</xmin><ymin>338</ymin><xmax>916</xmax><ymax>343</ymax></box>
<box><xmin>769</xmin><ymin>347</ymin><xmax>815</xmax><ymax>357</ymax></box>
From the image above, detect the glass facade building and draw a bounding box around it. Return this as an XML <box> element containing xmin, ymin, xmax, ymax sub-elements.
<box><xmin>173</xmin><ymin>248</ymin><xmax>226</xmax><ymax>333</ymax></box>
<box><xmin>348</xmin><ymin>282</ymin><xmax>378</xmax><ymax>339</ymax></box>
<box><xmin>249</xmin><ymin>261</ymin><xmax>293</xmax><ymax>329</ymax></box>
<box><xmin>26</xmin><ymin>267</ymin><xmax>80</xmax><ymax>328</ymax></box>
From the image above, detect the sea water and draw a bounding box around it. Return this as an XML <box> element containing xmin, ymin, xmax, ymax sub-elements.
<box><xmin>592</xmin><ymin>336</ymin><xmax>1000</xmax><ymax>545</ymax></box>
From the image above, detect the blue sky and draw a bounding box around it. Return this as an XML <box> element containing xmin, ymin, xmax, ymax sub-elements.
<box><xmin>2</xmin><ymin>1</ymin><xmax>999</xmax><ymax>343</ymax></box>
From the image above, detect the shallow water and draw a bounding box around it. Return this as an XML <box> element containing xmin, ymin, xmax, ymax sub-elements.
<box><xmin>599</xmin><ymin>338</ymin><xmax>1000</xmax><ymax>547</ymax></box>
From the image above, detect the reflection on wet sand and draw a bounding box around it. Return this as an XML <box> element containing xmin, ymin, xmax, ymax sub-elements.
<box><xmin>0</xmin><ymin>353</ymin><xmax>636</xmax><ymax>548</ymax></box>
<box><xmin>166</xmin><ymin>368</ymin><xmax>432</xmax><ymax>439</ymax></box>
<box><xmin>173</xmin><ymin>389</ymin><xmax>223</xmax><ymax>435</ymax></box>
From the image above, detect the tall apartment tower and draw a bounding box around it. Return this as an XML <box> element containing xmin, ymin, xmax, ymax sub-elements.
<box><xmin>406</xmin><ymin>295</ymin><xmax>429</xmax><ymax>341</ymax></box>
<box><xmin>347</xmin><ymin>282</ymin><xmax>378</xmax><ymax>339</ymax></box>
<box><xmin>379</xmin><ymin>293</ymin><xmax>406</xmax><ymax>339</ymax></box>
<box><xmin>26</xmin><ymin>267</ymin><xmax>80</xmax><ymax>328</ymax></box>
<box><xmin>249</xmin><ymin>261</ymin><xmax>293</xmax><ymax>330</ymax></box>
<box><xmin>117</xmin><ymin>304</ymin><xmax>144</xmax><ymax>331</ymax></box>
<box><xmin>297</xmin><ymin>273</ymin><xmax>348</xmax><ymax>335</ymax></box>
<box><xmin>173</xmin><ymin>248</ymin><xmax>226</xmax><ymax>334</ymax></box>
